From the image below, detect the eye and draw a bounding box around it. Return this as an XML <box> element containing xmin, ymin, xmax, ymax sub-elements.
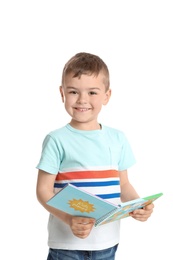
<box><xmin>89</xmin><ymin>91</ymin><xmax>97</xmax><ymax>95</ymax></box>
<box><xmin>69</xmin><ymin>91</ymin><xmax>78</xmax><ymax>95</ymax></box>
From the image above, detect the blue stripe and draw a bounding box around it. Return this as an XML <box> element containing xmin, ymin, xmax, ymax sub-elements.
<box><xmin>54</xmin><ymin>181</ymin><xmax>120</xmax><ymax>188</ymax></box>
<box><xmin>97</xmin><ymin>193</ymin><xmax>121</xmax><ymax>199</ymax></box>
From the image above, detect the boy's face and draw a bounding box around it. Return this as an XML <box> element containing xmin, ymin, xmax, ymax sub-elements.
<box><xmin>60</xmin><ymin>73</ymin><xmax>111</xmax><ymax>130</ymax></box>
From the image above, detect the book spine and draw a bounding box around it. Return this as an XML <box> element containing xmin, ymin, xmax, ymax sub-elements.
<box><xmin>95</xmin><ymin>207</ymin><xmax>120</xmax><ymax>227</ymax></box>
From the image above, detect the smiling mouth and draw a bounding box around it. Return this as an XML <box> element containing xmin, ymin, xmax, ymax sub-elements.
<box><xmin>74</xmin><ymin>108</ymin><xmax>91</xmax><ymax>112</ymax></box>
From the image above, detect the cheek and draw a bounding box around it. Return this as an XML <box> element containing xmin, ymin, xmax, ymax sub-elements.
<box><xmin>91</xmin><ymin>101</ymin><xmax>103</xmax><ymax>113</ymax></box>
<box><xmin>64</xmin><ymin>96</ymin><xmax>75</xmax><ymax>107</ymax></box>
<box><xmin>93</xmin><ymin>98</ymin><xmax>104</xmax><ymax>107</ymax></box>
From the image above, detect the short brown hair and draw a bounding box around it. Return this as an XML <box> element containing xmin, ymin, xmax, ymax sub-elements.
<box><xmin>61</xmin><ymin>52</ymin><xmax>110</xmax><ymax>90</ymax></box>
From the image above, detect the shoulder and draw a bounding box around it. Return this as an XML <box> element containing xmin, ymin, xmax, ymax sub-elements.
<box><xmin>47</xmin><ymin>125</ymin><xmax>68</xmax><ymax>139</ymax></box>
<box><xmin>102</xmin><ymin>125</ymin><xmax>126</xmax><ymax>138</ymax></box>
<box><xmin>41</xmin><ymin>125</ymin><xmax>68</xmax><ymax>147</ymax></box>
<box><xmin>101</xmin><ymin>125</ymin><xmax>131</xmax><ymax>147</ymax></box>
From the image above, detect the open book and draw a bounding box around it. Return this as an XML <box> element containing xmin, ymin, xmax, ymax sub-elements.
<box><xmin>46</xmin><ymin>183</ymin><xmax>163</xmax><ymax>227</ymax></box>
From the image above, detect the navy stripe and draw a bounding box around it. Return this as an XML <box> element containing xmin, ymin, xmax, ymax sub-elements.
<box><xmin>96</xmin><ymin>193</ymin><xmax>121</xmax><ymax>199</ymax></box>
<box><xmin>73</xmin><ymin>181</ymin><xmax>120</xmax><ymax>187</ymax></box>
<box><xmin>54</xmin><ymin>181</ymin><xmax>120</xmax><ymax>188</ymax></box>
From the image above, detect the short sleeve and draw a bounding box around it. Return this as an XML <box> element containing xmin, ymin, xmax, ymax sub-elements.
<box><xmin>118</xmin><ymin>133</ymin><xmax>136</xmax><ymax>171</ymax></box>
<box><xmin>36</xmin><ymin>135</ymin><xmax>61</xmax><ymax>174</ymax></box>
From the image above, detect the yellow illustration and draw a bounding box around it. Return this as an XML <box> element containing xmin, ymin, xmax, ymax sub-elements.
<box><xmin>68</xmin><ymin>199</ymin><xmax>95</xmax><ymax>213</ymax></box>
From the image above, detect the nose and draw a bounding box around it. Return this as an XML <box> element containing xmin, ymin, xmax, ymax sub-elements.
<box><xmin>76</xmin><ymin>93</ymin><xmax>88</xmax><ymax>104</ymax></box>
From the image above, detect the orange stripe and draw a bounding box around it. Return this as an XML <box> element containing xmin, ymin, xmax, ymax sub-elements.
<box><xmin>55</xmin><ymin>170</ymin><xmax>119</xmax><ymax>181</ymax></box>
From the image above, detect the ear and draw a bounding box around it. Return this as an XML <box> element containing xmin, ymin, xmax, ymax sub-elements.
<box><xmin>103</xmin><ymin>89</ymin><xmax>111</xmax><ymax>105</ymax></box>
<box><xmin>59</xmin><ymin>86</ymin><xmax>65</xmax><ymax>103</ymax></box>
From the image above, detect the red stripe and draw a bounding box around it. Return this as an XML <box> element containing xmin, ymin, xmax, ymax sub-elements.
<box><xmin>55</xmin><ymin>170</ymin><xmax>119</xmax><ymax>181</ymax></box>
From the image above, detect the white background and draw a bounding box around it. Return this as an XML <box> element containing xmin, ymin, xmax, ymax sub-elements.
<box><xmin>0</xmin><ymin>0</ymin><xmax>172</xmax><ymax>259</ymax></box>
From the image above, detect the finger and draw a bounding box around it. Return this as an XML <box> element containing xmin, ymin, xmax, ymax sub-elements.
<box><xmin>78</xmin><ymin>217</ymin><xmax>95</xmax><ymax>225</ymax></box>
<box><xmin>131</xmin><ymin>208</ymin><xmax>145</xmax><ymax>215</ymax></box>
<box><xmin>144</xmin><ymin>203</ymin><xmax>155</xmax><ymax>210</ymax></box>
<box><xmin>73</xmin><ymin>225</ymin><xmax>93</xmax><ymax>239</ymax></box>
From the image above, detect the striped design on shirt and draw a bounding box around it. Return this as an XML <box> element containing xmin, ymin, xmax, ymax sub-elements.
<box><xmin>54</xmin><ymin>169</ymin><xmax>120</xmax><ymax>201</ymax></box>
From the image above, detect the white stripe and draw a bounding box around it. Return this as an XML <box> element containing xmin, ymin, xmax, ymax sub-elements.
<box><xmin>59</xmin><ymin>165</ymin><xmax>119</xmax><ymax>172</ymax></box>
<box><xmin>55</xmin><ymin>177</ymin><xmax>120</xmax><ymax>184</ymax></box>
<box><xmin>79</xmin><ymin>186</ymin><xmax>121</xmax><ymax>195</ymax></box>
<box><xmin>54</xmin><ymin>185</ymin><xmax>120</xmax><ymax>196</ymax></box>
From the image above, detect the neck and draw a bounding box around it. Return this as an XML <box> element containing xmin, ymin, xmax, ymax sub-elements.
<box><xmin>69</xmin><ymin>121</ymin><xmax>101</xmax><ymax>131</ymax></box>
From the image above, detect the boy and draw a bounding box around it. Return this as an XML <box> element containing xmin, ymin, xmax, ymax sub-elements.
<box><xmin>36</xmin><ymin>52</ymin><xmax>154</xmax><ymax>260</ymax></box>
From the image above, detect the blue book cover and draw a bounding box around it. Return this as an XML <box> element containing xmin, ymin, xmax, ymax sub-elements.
<box><xmin>46</xmin><ymin>183</ymin><xmax>163</xmax><ymax>227</ymax></box>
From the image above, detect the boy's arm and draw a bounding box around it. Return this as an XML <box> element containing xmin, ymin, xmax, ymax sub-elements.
<box><xmin>119</xmin><ymin>170</ymin><xmax>140</xmax><ymax>202</ymax></box>
<box><xmin>36</xmin><ymin>170</ymin><xmax>95</xmax><ymax>238</ymax></box>
<box><xmin>119</xmin><ymin>170</ymin><xmax>154</xmax><ymax>221</ymax></box>
<box><xmin>36</xmin><ymin>169</ymin><xmax>71</xmax><ymax>224</ymax></box>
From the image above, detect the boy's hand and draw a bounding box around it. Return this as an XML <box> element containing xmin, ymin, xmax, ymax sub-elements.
<box><xmin>129</xmin><ymin>203</ymin><xmax>154</xmax><ymax>221</ymax></box>
<box><xmin>69</xmin><ymin>216</ymin><xmax>95</xmax><ymax>239</ymax></box>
